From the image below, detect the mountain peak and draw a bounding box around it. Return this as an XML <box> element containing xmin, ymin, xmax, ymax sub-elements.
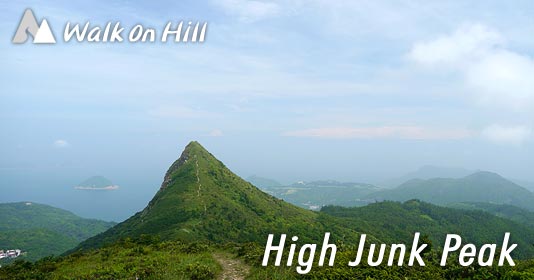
<box><xmin>182</xmin><ymin>141</ymin><xmax>219</xmax><ymax>162</ymax></box>
<box><xmin>76</xmin><ymin>140</ymin><xmax>323</xmax><ymax>250</ymax></box>
<box><xmin>160</xmin><ymin>141</ymin><xmax>217</xmax><ymax>190</ymax></box>
<box><xmin>184</xmin><ymin>140</ymin><xmax>203</xmax><ymax>151</ymax></box>
<box><xmin>181</xmin><ymin>141</ymin><xmax>212</xmax><ymax>160</ymax></box>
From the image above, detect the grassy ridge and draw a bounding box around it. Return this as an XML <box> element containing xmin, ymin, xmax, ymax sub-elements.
<box><xmin>75</xmin><ymin>142</ymin><xmax>365</xmax><ymax>251</ymax></box>
<box><xmin>0</xmin><ymin>202</ymin><xmax>115</xmax><ymax>261</ymax></box>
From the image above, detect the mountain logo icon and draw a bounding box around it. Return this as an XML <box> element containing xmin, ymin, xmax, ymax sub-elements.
<box><xmin>12</xmin><ymin>9</ymin><xmax>56</xmax><ymax>44</ymax></box>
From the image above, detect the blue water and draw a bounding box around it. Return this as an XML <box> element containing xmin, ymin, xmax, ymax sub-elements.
<box><xmin>0</xmin><ymin>169</ymin><xmax>161</xmax><ymax>222</ymax></box>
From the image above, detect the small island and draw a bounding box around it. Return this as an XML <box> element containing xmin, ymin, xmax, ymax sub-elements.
<box><xmin>74</xmin><ymin>176</ymin><xmax>119</xmax><ymax>191</ymax></box>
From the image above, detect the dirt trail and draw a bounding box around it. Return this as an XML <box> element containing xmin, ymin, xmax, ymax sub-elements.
<box><xmin>195</xmin><ymin>155</ymin><xmax>201</xmax><ymax>197</ymax></box>
<box><xmin>194</xmin><ymin>155</ymin><xmax>207</xmax><ymax>213</ymax></box>
<box><xmin>213</xmin><ymin>253</ymin><xmax>250</xmax><ymax>280</ymax></box>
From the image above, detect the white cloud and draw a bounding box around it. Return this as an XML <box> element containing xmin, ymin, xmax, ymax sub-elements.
<box><xmin>409</xmin><ymin>24</ymin><xmax>503</xmax><ymax>66</ymax></box>
<box><xmin>283</xmin><ymin>126</ymin><xmax>473</xmax><ymax>140</ymax></box>
<box><xmin>466</xmin><ymin>50</ymin><xmax>534</xmax><ymax>110</ymax></box>
<box><xmin>209</xmin><ymin>129</ymin><xmax>224</xmax><ymax>137</ymax></box>
<box><xmin>408</xmin><ymin>23</ymin><xmax>534</xmax><ymax>111</ymax></box>
<box><xmin>53</xmin><ymin>139</ymin><xmax>69</xmax><ymax>148</ymax></box>
<box><xmin>482</xmin><ymin>125</ymin><xmax>532</xmax><ymax>145</ymax></box>
<box><xmin>213</xmin><ymin>0</ymin><xmax>280</xmax><ymax>22</ymax></box>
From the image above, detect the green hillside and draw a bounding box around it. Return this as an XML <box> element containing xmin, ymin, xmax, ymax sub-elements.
<box><xmin>321</xmin><ymin>200</ymin><xmax>534</xmax><ymax>259</ymax></box>
<box><xmin>0</xmin><ymin>238</ymin><xmax>222</xmax><ymax>280</ymax></box>
<box><xmin>367</xmin><ymin>172</ymin><xmax>534</xmax><ymax>210</ymax></box>
<box><xmin>0</xmin><ymin>202</ymin><xmax>115</xmax><ymax>261</ymax></box>
<box><xmin>75</xmin><ymin>142</ymin><xmax>360</xmax><ymax>251</ymax></box>
<box><xmin>449</xmin><ymin>202</ymin><xmax>534</xmax><ymax>228</ymax></box>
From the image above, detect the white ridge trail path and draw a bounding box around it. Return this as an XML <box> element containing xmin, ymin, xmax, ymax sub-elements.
<box><xmin>195</xmin><ymin>155</ymin><xmax>201</xmax><ymax>197</ymax></box>
<box><xmin>194</xmin><ymin>155</ymin><xmax>207</xmax><ymax>212</ymax></box>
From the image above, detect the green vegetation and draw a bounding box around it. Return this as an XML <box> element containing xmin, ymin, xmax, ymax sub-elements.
<box><xmin>0</xmin><ymin>237</ymin><xmax>221</xmax><ymax>279</ymax></box>
<box><xmin>449</xmin><ymin>202</ymin><xmax>534</xmax><ymax>228</ymax></box>
<box><xmin>5</xmin><ymin>234</ymin><xmax>534</xmax><ymax>279</ymax></box>
<box><xmin>320</xmin><ymin>200</ymin><xmax>534</xmax><ymax>258</ymax></box>
<box><xmin>240</xmin><ymin>241</ymin><xmax>534</xmax><ymax>279</ymax></box>
<box><xmin>368</xmin><ymin>172</ymin><xmax>534</xmax><ymax>211</ymax></box>
<box><xmin>75</xmin><ymin>142</ymin><xmax>365</xmax><ymax>251</ymax></box>
<box><xmin>4</xmin><ymin>141</ymin><xmax>534</xmax><ymax>279</ymax></box>
<box><xmin>0</xmin><ymin>202</ymin><xmax>115</xmax><ymax>261</ymax></box>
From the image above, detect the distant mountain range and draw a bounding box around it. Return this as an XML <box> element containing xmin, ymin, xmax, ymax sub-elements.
<box><xmin>379</xmin><ymin>165</ymin><xmax>475</xmax><ymax>188</ymax></box>
<box><xmin>244</xmin><ymin>168</ymin><xmax>534</xmax><ymax>216</ymax></box>
<box><xmin>0</xmin><ymin>202</ymin><xmax>115</xmax><ymax>261</ymax></box>
<box><xmin>381</xmin><ymin>165</ymin><xmax>534</xmax><ymax>191</ymax></box>
<box><xmin>367</xmin><ymin>171</ymin><xmax>534</xmax><ymax>211</ymax></box>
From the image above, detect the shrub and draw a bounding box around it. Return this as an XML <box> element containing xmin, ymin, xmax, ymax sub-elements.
<box><xmin>186</xmin><ymin>262</ymin><xmax>215</xmax><ymax>280</ymax></box>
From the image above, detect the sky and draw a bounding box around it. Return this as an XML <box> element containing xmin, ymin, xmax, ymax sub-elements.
<box><xmin>1</xmin><ymin>1</ymin><xmax>533</xmax><ymax>221</ymax></box>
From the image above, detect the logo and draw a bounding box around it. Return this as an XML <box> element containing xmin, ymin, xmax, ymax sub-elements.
<box><xmin>12</xmin><ymin>9</ymin><xmax>207</xmax><ymax>45</ymax></box>
<box><xmin>13</xmin><ymin>9</ymin><xmax>56</xmax><ymax>44</ymax></box>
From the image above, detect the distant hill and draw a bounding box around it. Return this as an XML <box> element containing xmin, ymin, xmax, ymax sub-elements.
<box><xmin>0</xmin><ymin>202</ymin><xmax>115</xmax><ymax>261</ymax></box>
<box><xmin>380</xmin><ymin>165</ymin><xmax>474</xmax><ymax>188</ymax></box>
<box><xmin>368</xmin><ymin>171</ymin><xmax>534</xmax><ymax>211</ymax></box>
<box><xmin>263</xmin><ymin>180</ymin><xmax>381</xmax><ymax>210</ymax></box>
<box><xmin>381</xmin><ymin>165</ymin><xmax>534</xmax><ymax>191</ymax></box>
<box><xmin>246</xmin><ymin>175</ymin><xmax>282</xmax><ymax>188</ymax></box>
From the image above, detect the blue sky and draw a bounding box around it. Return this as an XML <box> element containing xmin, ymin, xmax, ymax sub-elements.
<box><xmin>1</xmin><ymin>1</ymin><xmax>533</xmax><ymax>220</ymax></box>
